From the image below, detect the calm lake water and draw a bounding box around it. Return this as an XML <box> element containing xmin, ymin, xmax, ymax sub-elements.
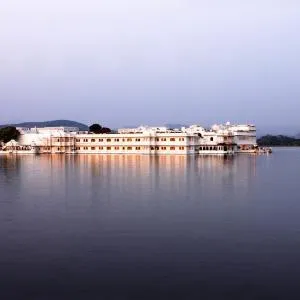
<box><xmin>1</xmin><ymin>148</ymin><xmax>300</xmax><ymax>299</ymax></box>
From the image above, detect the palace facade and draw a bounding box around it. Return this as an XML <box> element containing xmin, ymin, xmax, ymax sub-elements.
<box><xmin>0</xmin><ymin>123</ymin><xmax>257</xmax><ymax>155</ymax></box>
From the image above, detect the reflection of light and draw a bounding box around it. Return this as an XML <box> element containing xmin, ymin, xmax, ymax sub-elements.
<box><xmin>0</xmin><ymin>154</ymin><xmax>260</xmax><ymax>200</ymax></box>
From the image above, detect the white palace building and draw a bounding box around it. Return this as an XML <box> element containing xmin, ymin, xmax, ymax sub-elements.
<box><xmin>0</xmin><ymin>123</ymin><xmax>258</xmax><ymax>155</ymax></box>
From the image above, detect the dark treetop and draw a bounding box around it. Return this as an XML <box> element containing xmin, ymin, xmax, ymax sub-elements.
<box><xmin>0</xmin><ymin>126</ymin><xmax>20</xmax><ymax>144</ymax></box>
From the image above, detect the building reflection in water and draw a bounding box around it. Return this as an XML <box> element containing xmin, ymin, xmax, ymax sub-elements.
<box><xmin>0</xmin><ymin>154</ymin><xmax>258</xmax><ymax>207</ymax></box>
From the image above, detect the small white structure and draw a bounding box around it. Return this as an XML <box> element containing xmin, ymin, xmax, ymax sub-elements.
<box><xmin>211</xmin><ymin>123</ymin><xmax>257</xmax><ymax>152</ymax></box>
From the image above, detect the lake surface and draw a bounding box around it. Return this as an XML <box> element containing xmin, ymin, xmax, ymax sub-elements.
<box><xmin>1</xmin><ymin>148</ymin><xmax>300</xmax><ymax>299</ymax></box>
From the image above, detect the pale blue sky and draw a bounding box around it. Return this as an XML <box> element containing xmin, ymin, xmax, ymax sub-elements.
<box><xmin>0</xmin><ymin>0</ymin><xmax>299</xmax><ymax>131</ymax></box>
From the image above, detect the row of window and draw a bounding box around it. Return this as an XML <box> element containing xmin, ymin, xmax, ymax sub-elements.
<box><xmin>199</xmin><ymin>146</ymin><xmax>226</xmax><ymax>151</ymax></box>
<box><xmin>74</xmin><ymin>146</ymin><xmax>187</xmax><ymax>151</ymax></box>
<box><xmin>76</xmin><ymin>146</ymin><xmax>142</xmax><ymax>151</ymax></box>
<box><xmin>150</xmin><ymin>146</ymin><xmax>185</xmax><ymax>151</ymax></box>
<box><xmin>155</xmin><ymin>137</ymin><xmax>185</xmax><ymax>142</ymax></box>
<box><xmin>76</xmin><ymin>137</ymin><xmax>186</xmax><ymax>143</ymax></box>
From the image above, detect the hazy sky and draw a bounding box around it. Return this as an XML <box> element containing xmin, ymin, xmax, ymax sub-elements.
<box><xmin>1</xmin><ymin>0</ymin><xmax>299</xmax><ymax>129</ymax></box>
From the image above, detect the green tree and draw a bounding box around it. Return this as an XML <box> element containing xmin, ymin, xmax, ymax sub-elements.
<box><xmin>89</xmin><ymin>124</ymin><xmax>102</xmax><ymax>133</ymax></box>
<box><xmin>100</xmin><ymin>127</ymin><xmax>111</xmax><ymax>133</ymax></box>
<box><xmin>89</xmin><ymin>124</ymin><xmax>112</xmax><ymax>134</ymax></box>
<box><xmin>0</xmin><ymin>126</ymin><xmax>20</xmax><ymax>143</ymax></box>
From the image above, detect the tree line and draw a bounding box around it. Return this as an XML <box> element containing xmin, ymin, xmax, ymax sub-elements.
<box><xmin>257</xmin><ymin>135</ymin><xmax>300</xmax><ymax>146</ymax></box>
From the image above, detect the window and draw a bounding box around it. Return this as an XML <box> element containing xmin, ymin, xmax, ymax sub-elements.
<box><xmin>155</xmin><ymin>146</ymin><xmax>159</xmax><ymax>150</ymax></box>
<box><xmin>179</xmin><ymin>146</ymin><xmax>184</xmax><ymax>150</ymax></box>
<box><xmin>161</xmin><ymin>138</ymin><xmax>166</xmax><ymax>141</ymax></box>
<box><xmin>107</xmin><ymin>147</ymin><xmax>111</xmax><ymax>150</ymax></box>
<box><xmin>91</xmin><ymin>139</ymin><xmax>95</xmax><ymax>142</ymax></box>
<box><xmin>127</xmin><ymin>138</ymin><xmax>132</xmax><ymax>142</ymax></box>
<box><xmin>210</xmin><ymin>137</ymin><xmax>213</xmax><ymax>141</ymax></box>
<box><xmin>136</xmin><ymin>147</ymin><xmax>141</xmax><ymax>150</ymax></box>
<box><xmin>83</xmin><ymin>139</ymin><xmax>88</xmax><ymax>142</ymax></box>
<box><xmin>156</xmin><ymin>138</ymin><xmax>159</xmax><ymax>141</ymax></box>
<box><xmin>107</xmin><ymin>139</ymin><xmax>111</xmax><ymax>142</ymax></box>
<box><xmin>170</xmin><ymin>138</ymin><xmax>175</xmax><ymax>141</ymax></box>
<box><xmin>135</xmin><ymin>138</ymin><xmax>140</xmax><ymax>142</ymax></box>
<box><xmin>99</xmin><ymin>139</ymin><xmax>103</xmax><ymax>142</ymax></box>
<box><xmin>84</xmin><ymin>146</ymin><xmax>88</xmax><ymax>150</ymax></box>
<box><xmin>115</xmin><ymin>146</ymin><xmax>119</xmax><ymax>150</ymax></box>
<box><xmin>99</xmin><ymin>146</ymin><xmax>103</xmax><ymax>150</ymax></box>
<box><xmin>151</xmin><ymin>146</ymin><xmax>155</xmax><ymax>150</ymax></box>
<box><xmin>122</xmin><ymin>147</ymin><xmax>125</xmax><ymax>150</ymax></box>
<box><xmin>170</xmin><ymin>147</ymin><xmax>175</xmax><ymax>150</ymax></box>
<box><xmin>57</xmin><ymin>139</ymin><xmax>60</xmax><ymax>142</ymax></box>
<box><xmin>115</xmin><ymin>138</ymin><xmax>119</xmax><ymax>142</ymax></box>
<box><xmin>161</xmin><ymin>147</ymin><xmax>166</xmax><ymax>150</ymax></box>
<box><xmin>91</xmin><ymin>147</ymin><xmax>95</xmax><ymax>150</ymax></box>
<box><xmin>127</xmin><ymin>147</ymin><xmax>132</xmax><ymax>150</ymax></box>
<box><xmin>76</xmin><ymin>139</ymin><xmax>80</xmax><ymax>142</ymax></box>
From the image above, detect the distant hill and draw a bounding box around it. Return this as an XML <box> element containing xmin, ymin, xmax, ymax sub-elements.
<box><xmin>0</xmin><ymin>120</ymin><xmax>89</xmax><ymax>131</ymax></box>
<box><xmin>257</xmin><ymin>135</ymin><xmax>300</xmax><ymax>146</ymax></box>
